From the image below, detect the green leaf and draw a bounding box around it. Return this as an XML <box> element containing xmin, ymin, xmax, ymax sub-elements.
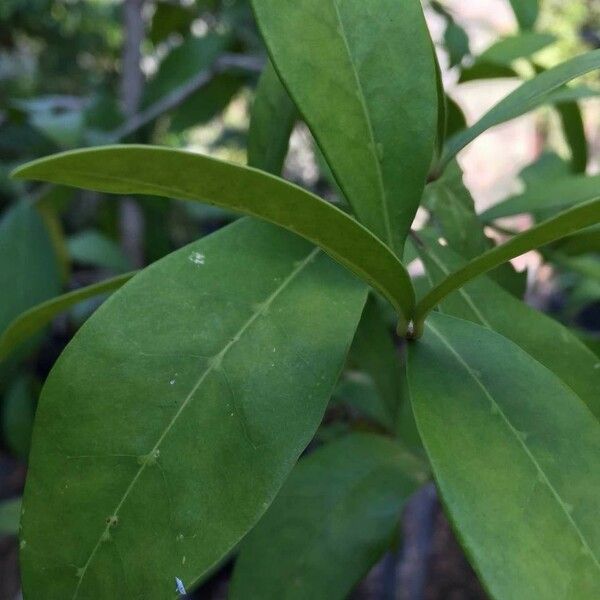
<box><xmin>0</xmin><ymin>202</ymin><xmax>61</xmax><ymax>336</ymax></box>
<box><xmin>248</xmin><ymin>61</ymin><xmax>297</xmax><ymax>175</ymax></box>
<box><xmin>230</xmin><ymin>433</ymin><xmax>425</xmax><ymax>600</ymax></box>
<box><xmin>347</xmin><ymin>296</ymin><xmax>402</xmax><ymax>430</ymax></box>
<box><xmin>0</xmin><ymin>273</ymin><xmax>134</xmax><ymax>362</ymax></box>
<box><xmin>20</xmin><ymin>218</ymin><xmax>368</xmax><ymax>598</ymax></box>
<box><xmin>416</xmin><ymin>234</ymin><xmax>600</xmax><ymax>418</ymax></box>
<box><xmin>0</xmin><ymin>497</ymin><xmax>21</xmax><ymax>536</ymax></box>
<box><xmin>481</xmin><ymin>174</ymin><xmax>600</xmax><ymax>221</ymax></box>
<box><xmin>2</xmin><ymin>373</ymin><xmax>36</xmax><ymax>459</ymax></box>
<box><xmin>67</xmin><ymin>230</ymin><xmax>132</xmax><ymax>272</ymax></box>
<box><xmin>408</xmin><ymin>312</ymin><xmax>600</xmax><ymax>599</ymax></box>
<box><xmin>442</xmin><ymin>49</ymin><xmax>600</xmax><ymax>168</ymax></box>
<box><xmin>13</xmin><ymin>145</ymin><xmax>414</xmax><ymax>332</ymax></box>
<box><xmin>413</xmin><ymin>198</ymin><xmax>600</xmax><ymax>333</ymax></box>
<box><xmin>459</xmin><ymin>32</ymin><xmax>556</xmax><ymax>83</ymax></box>
<box><xmin>555</xmin><ymin>101</ymin><xmax>588</xmax><ymax>173</ymax></box>
<box><xmin>251</xmin><ymin>0</ymin><xmax>438</xmax><ymax>256</ymax></box>
<box><xmin>425</xmin><ymin>161</ymin><xmax>526</xmax><ymax>297</ymax></box>
<box><xmin>509</xmin><ymin>0</ymin><xmax>539</xmax><ymax>30</ymax></box>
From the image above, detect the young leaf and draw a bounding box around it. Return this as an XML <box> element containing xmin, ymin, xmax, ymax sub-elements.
<box><xmin>0</xmin><ymin>272</ymin><xmax>134</xmax><ymax>361</ymax></box>
<box><xmin>416</xmin><ymin>234</ymin><xmax>600</xmax><ymax>418</ymax></box>
<box><xmin>441</xmin><ymin>49</ymin><xmax>600</xmax><ymax>168</ymax></box>
<box><xmin>248</xmin><ymin>61</ymin><xmax>297</xmax><ymax>175</ymax></box>
<box><xmin>408</xmin><ymin>312</ymin><xmax>600</xmax><ymax>600</ymax></box>
<box><xmin>13</xmin><ymin>145</ymin><xmax>414</xmax><ymax>331</ymax></box>
<box><xmin>20</xmin><ymin>218</ymin><xmax>368</xmax><ymax>598</ymax></box>
<box><xmin>251</xmin><ymin>0</ymin><xmax>438</xmax><ymax>256</ymax></box>
<box><xmin>481</xmin><ymin>174</ymin><xmax>600</xmax><ymax>221</ymax></box>
<box><xmin>413</xmin><ymin>198</ymin><xmax>600</xmax><ymax>333</ymax></box>
<box><xmin>230</xmin><ymin>433</ymin><xmax>425</xmax><ymax>600</ymax></box>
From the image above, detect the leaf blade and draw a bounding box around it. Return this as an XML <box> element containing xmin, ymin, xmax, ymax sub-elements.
<box><xmin>0</xmin><ymin>272</ymin><xmax>134</xmax><ymax>362</ymax></box>
<box><xmin>230</xmin><ymin>433</ymin><xmax>425</xmax><ymax>600</ymax></box>
<box><xmin>442</xmin><ymin>49</ymin><xmax>600</xmax><ymax>167</ymax></box>
<box><xmin>408</xmin><ymin>312</ymin><xmax>600</xmax><ymax>599</ymax></box>
<box><xmin>251</xmin><ymin>0</ymin><xmax>438</xmax><ymax>255</ymax></box>
<box><xmin>20</xmin><ymin>218</ymin><xmax>368</xmax><ymax>598</ymax></box>
<box><xmin>12</xmin><ymin>145</ymin><xmax>414</xmax><ymax>331</ymax></box>
<box><xmin>414</xmin><ymin>198</ymin><xmax>600</xmax><ymax>332</ymax></box>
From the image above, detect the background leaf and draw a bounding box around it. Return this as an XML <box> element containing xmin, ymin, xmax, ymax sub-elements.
<box><xmin>20</xmin><ymin>218</ymin><xmax>368</xmax><ymax>598</ymax></box>
<box><xmin>509</xmin><ymin>0</ymin><xmax>539</xmax><ymax>30</ymax></box>
<box><xmin>408</xmin><ymin>312</ymin><xmax>600</xmax><ymax>600</ymax></box>
<box><xmin>251</xmin><ymin>0</ymin><xmax>438</xmax><ymax>255</ymax></box>
<box><xmin>248</xmin><ymin>61</ymin><xmax>297</xmax><ymax>175</ymax></box>
<box><xmin>442</xmin><ymin>49</ymin><xmax>600</xmax><ymax>167</ymax></box>
<box><xmin>230</xmin><ymin>433</ymin><xmax>425</xmax><ymax>600</ymax></box>
<box><xmin>0</xmin><ymin>272</ymin><xmax>134</xmax><ymax>361</ymax></box>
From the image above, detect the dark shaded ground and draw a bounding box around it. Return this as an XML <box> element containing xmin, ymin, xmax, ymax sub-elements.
<box><xmin>0</xmin><ymin>460</ymin><xmax>487</xmax><ymax>600</ymax></box>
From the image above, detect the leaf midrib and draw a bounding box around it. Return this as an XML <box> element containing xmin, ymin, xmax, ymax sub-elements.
<box><xmin>331</xmin><ymin>0</ymin><xmax>394</xmax><ymax>253</ymax></box>
<box><xmin>72</xmin><ymin>247</ymin><xmax>321</xmax><ymax>598</ymax></box>
<box><xmin>427</xmin><ymin>322</ymin><xmax>600</xmax><ymax>572</ymax></box>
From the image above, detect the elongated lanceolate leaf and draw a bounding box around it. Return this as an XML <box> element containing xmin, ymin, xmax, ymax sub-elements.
<box><xmin>230</xmin><ymin>433</ymin><xmax>425</xmax><ymax>600</ymax></box>
<box><xmin>251</xmin><ymin>0</ymin><xmax>438</xmax><ymax>256</ymax></box>
<box><xmin>0</xmin><ymin>272</ymin><xmax>134</xmax><ymax>362</ymax></box>
<box><xmin>248</xmin><ymin>61</ymin><xmax>297</xmax><ymax>175</ymax></box>
<box><xmin>408</xmin><ymin>312</ymin><xmax>600</xmax><ymax>599</ymax></box>
<box><xmin>416</xmin><ymin>234</ymin><xmax>600</xmax><ymax>418</ymax></box>
<box><xmin>12</xmin><ymin>145</ymin><xmax>414</xmax><ymax>332</ymax></box>
<box><xmin>20</xmin><ymin>218</ymin><xmax>368</xmax><ymax>598</ymax></box>
<box><xmin>442</xmin><ymin>49</ymin><xmax>600</xmax><ymax>168</ymax></box>
<box><xmin>481</xmin><ymin>174</ymin><xmax>600</xmax><ymax>221</ymax></box>
<box><xmin>413</xmin><ymin>198</ymin><xmax>600</xmax><ymax>333</ymax></box>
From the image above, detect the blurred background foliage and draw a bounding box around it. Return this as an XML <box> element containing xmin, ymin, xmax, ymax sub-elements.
<box><xmin>0</xmin><ymin>0</ymin><xmax>599</xmax><ymax>597</ymax></box>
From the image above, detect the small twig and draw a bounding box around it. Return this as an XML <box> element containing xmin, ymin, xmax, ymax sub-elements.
<box><xmin>108</xmin><ymin>53</ymin><xmax>264</xmax><ymax>142</ymax></box>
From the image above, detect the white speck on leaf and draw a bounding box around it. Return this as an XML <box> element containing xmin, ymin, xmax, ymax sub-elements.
<box><xmin>175</xmin><ymin>577</ymin><xmax>187</xmax><ymax>595</ymax></box>
<box><xmin>170</xmin><ymin>379</ymin><xmax>176</xmax><ymax>385</ymax></box>
<box><xmin>188</xmin><ymin>251</ymin><xmax>205</xmax><ymax>266</ymax></box>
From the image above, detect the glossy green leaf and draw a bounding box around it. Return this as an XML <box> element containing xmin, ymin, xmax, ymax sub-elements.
<box><xmin>413</xmin><ymin>198</ymin><xmax>600</xmax><ymax>333</ymax></box>
<box><xmin>416</xmin><ymin>234</ymin><xmax>600</xmax><ymax>418</ymax></box>
<box><xmin>442</xmin><ymin>49</ymin><xmax>600</xmax><ymax>168</ymax></box>
<box><xmin>230</xmin><ymin>433</ymin><xmax>425</xmax><ymax>600</ymax></box>
<box><xmin>0</xmin><ymin>272</ymin><xmax>134</xmax><ymax>362</ymax></box>
<box><xmin>251</xmin><ymin>0</ymin><xmax>438</xmax><ymax>255</ymax></box>
<box><xmin>20</xmin><ymin>218</ymin><xmax>368</xmax><ymax>598</ymax></box>
<box><xmin>408</xmin><ymin>312</ymin><xmax>600</xmax><ymax>599</ymax></box>
<box><xmin>509</xmin><ymin>0</ymin><xmax>539</xmax><ymax>30</ymax></box>
<box><xmin>248</xmin><ymin>61</ymin><xmax>297</xmax><ymax>175</ymax></box>
<box><xmin>480</xmin><ymin>174</ymin><xmax>600</xmax><ymax>221</ymax></box>
<box><xmin>2</xmin><ymin>374</ymin><xmax>36</xmax><ymax>459</ymax></box>
<box><xmin>0</xmin><ymin>497</ymin><xmax>21</xmax><ymax>536</ymax></box>
<box><xmin>13</xmin><ymin>145</ymin><xmax>414</xmax><ymax>331</ymax></box>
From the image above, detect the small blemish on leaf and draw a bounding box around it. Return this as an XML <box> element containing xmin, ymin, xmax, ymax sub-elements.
<box><xmin>188</xmin><ymin>251</ymin><xmax>205</xmax><ymax>266</ymax></box>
